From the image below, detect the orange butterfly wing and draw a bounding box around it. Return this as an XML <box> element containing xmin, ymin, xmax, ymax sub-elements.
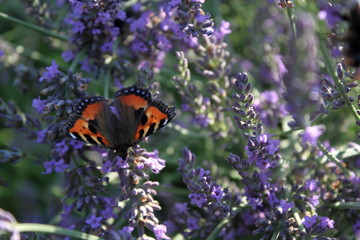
<box><xmin>134</xmin><ymin>100</ymin><xmax>176</xmax><ymax>141</ymax></box>
<box><xmin>63</xmin><ymin>97</ymin><xmax>111</xmax><ymax>146</ymax></box>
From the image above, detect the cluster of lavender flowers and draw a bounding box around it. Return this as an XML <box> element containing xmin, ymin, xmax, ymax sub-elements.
<box><xmin>1</xmin><ymin>0</ymin><xmax>360</xmax><ymax>239</ymax></box>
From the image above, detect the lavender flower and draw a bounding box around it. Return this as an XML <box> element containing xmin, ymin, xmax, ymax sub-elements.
<box><xmin>165</xmin><ymin>0</ymin><xmax>214</xmax><ymax>37</ymax></box>
<box><xmin>62</xmin><ymin>0</ymin><xmax>214</xmax><ymax>76</ymax></box>
<box><xmin>153</xmin><ymin>224</ymin><xmax>171</xmax><ymax>240</ymax></box>
<box><xmin>32</xmin><ymin>97</ymin><xmax>47</xmax><ymax>114</ymax></box>
<box><xmin>2</xmin><ymin>1</ymin><xmax>360</xmax><ymax>239</ymax></box>
<box><xmin>247</xmin><ymin>5</ymin><xmax>288</xmax><ymax>88</ymax></box>
<box><xmin>245</xmin><ymin>133</ymin><xmax>280</xmax><ymax>170</ymax></box>
<box><xmin>85</xmin><ymin>214</ymin><xmax>103</xmax><ymax>229</ymax></box>
<box><xmin>178</xmin><ymin>147</ymin><xmax>233</xmax><ymax>219</ymax></box>
<box><xmin>253</xmin><ymin>90</ymin><xmax>288</xmax><ymax>128</ymax></box>
<box><xmin>300</xmin><ymin>125</ymin><xmax>325</xmax><ymax>146</ymax></box>
<box><xmin>319</xmin><ymin>63</ymin><xmax>358</xmax><ymax>111</ymax></box>
<box><xmin>101</xmin><ymin>147</ymin><xmax>171</xmax><ymax>239</ymax></box>
<box><xmin>303</xmin><ymin>215</ymin><xmax>318</xmax><ymax>229</ymax></box>
<box><xmin>172</xmin><ymin>20</ymin><xmax>235</xmax><ymax>142</ymax></box>
<box><xmin>232</xmin><ymin>72</ymin><xmax>262</xmax><ymax>136</ymax></box>
<box><xmin>164</xmin><ymin>203</ymin><xmax>201</xmax><ymax>238</ymax></box>
<box><xmin>282</xmin><ymin>12</ymin><xmax>324</xmax><ymax>127</ymax></box>
<box><xmin>302</xmin><ymin>215</ymin><xmax>335</xmax><ymax>237</ymax></box>
<box><xmin>354</xmin><ymin>219</ymin><xmax>360</xmax><ymax>238</ymax></box>
<box><xmin>60</xmin><ymin>163</ymin><xmax>117</xmax><ymax>234</ymax></box>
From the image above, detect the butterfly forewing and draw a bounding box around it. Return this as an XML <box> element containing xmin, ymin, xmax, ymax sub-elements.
<box><xmin>134</xmin><ymin>100</ymin><xmax>176</xmax><ymax>141</ymax></box>
<box><xmin>63</xmin><ymin>97</ymin><xmax>112</xmax><ymax>147</ymax></box>
<box><xmin>113</xmin><ymin>86</ymin><xmax>152</xmax><ymax>142</ymax></box>
<box><xmin>114</xmin><ymin>86</ymin><xmax>151</xmax><ymax>111</ymax></box>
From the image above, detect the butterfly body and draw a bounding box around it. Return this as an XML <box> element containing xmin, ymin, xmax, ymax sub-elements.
<box><xmin>63</xmin><ymin>86</ymin><xmax>176</xmax><ymax>159</ymax></box>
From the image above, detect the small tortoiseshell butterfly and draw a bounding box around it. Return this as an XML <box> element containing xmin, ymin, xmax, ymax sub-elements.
<box><xmin>63</xmin><ymin>85</ymin><xmax>176</xmax><ymax>159</ymax></box>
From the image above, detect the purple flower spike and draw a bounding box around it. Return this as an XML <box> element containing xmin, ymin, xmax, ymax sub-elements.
<box><xmin>153</xmin><ymin>224</ymin><xmax>171</xmax><ymax>240</ymax></box>
<box><xmin>85</xmin><ymin>214</ymin><xmax>103</xmax><ymax>229</ymax></box>
<box><xmin>32</xmin><ymin>97</ymin><xmax>47</xmax><ymax>114</ymax></box>
<box><xmin>39</xmin><ymin>60</ymin><xmax>60</xmax><ymax>82</ymax></box>
<box><xmin>300</xmin><ymin>125</ymin><xmax>325</xmax><ymax>146</ymax></box>
<box><xmin>303</xmin><ymin>215</ymin><xmax>318</xmax><ymax>229</ymax></box>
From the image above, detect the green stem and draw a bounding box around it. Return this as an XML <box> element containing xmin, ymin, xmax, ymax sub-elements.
<box><xmin>331</xmin><ymin>202</ymin><xmax>360</xmax><ymax>210</ymax></box>
<box><xmin>286</xmin><ymin>7</ymin><xmax>297</xmax><ymax>39</ymax></box>
<box><xmin>206</xmin><ymin>207</ymin><xmax>242</xmax><ymax>240</ymax></box>
<box><xmin>154</xmin><ymin>186</ymin><xmax>189</xmax><ymax>196</ymax></box>
<box><xmin>0</xmin><ymin>12</ymin><xmax>67</xmax><ymax>41</ymax></box>
<box><xmin>316</xmin><ymin>141</ymin><xmax>351</xmax><ymax>177</ymax></box>
<box><xmin>104</xmin><ymin>68</ymin><xmax>110</xmax><ymax>99</ymax></box>
<box><xmin>206</xmin><ymin>215</ymin><xmax>230</xmax><ymax>240</ymax></box>
<box><xmin>319</xmin><ymin>37</ymin><xmax>360</xmax><ymax>122</ymax></box>
<box><xmin>10</xmin><ymin>223</ymin><xmax>104</xmax><ymax>240</ymax></box>
<box><xmin>69</xmin><ymin>49</ymin><xmax>86</xmax><ymax>72</ymax></box>
<box><xmin>292</xmin><ymin>208</ymin><xmax>306</xmax><ymax>234</ymax></box>
<box><xmin>277</xmin><ymin>127</ymin><xmax>302</xmax><ymax>138</ymax></box>
<box><xmin>270</xmin><ymin>228</ymin><xmax>281</xmax><ymax>240</ymax></box>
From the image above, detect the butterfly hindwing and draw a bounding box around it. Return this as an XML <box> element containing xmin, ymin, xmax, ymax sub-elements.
<box><xmin>63</xmin><ymin>96</ymin><xmax>112</xmax><ymax>147</ymax></box>
<box><xmin>134</xmin><ymin>99</ymin><xmax>176</xmax><ymax>142</ymax></box>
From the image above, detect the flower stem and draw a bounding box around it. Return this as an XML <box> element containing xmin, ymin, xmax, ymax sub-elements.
<box><xmin>316</xmin><ymin>140</ymin><xmax>351</xmax><ymax>177</ymax></box>
<box><xmin>0</xmin><ymin>12</ymin><xmax>68</xmax><ymax>41</ymax></box>
<box><xmin>331</xmin><ymin>201</ymin><xmax>360</xmax><ymax>210</ymax></box>
<box><xmin>154</xmin><ymin>186</ymin><xmax>189</xmax><ymax>196</ymax></box>
<box><xmin>69</xmin><ymin>49</ymin><xmax>86</xmax><ymax>73</ymax></box>
<box><xmin>206</xmin><ymin>215</ymin><xmax>230</xmax><ymax>240</ymax></box>
<box><xmin>206</xmin><ymin>207</ymin><xmax>241</xmax><ymax>240</ymax></box>
<box><xmin>270</xmin><ymin>228</ymin><xmax>281</xmax><ymax>240</ymax></box>
<box><xmin>286</xmin><ymin>7</ymin><xmax>297</xmax><ymax>39</ymax></box>
<box><xmin>11</xmin><ymin>223</ymin><xmax>104</xmax><ymax>240</ymax></box>
<box><xmin>104</xmin><ymin>68</ymin><xmax>110</xmax><ymax>99</ymax></box>
<box><xmin>292</xmin><ymin>208</ymin><xmax>306</xmax><ymax>234</ymax></box>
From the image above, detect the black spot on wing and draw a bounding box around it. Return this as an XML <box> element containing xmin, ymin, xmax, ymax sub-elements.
<box><xmin>145</xmin><ymin>123</ymin><xmax>156</xmax><ymax>137</ymax></box>
<box><xmin>138</xmin><ymin>129</ymin><xmax>144</xmax><ymax>139</ymax></box>
<box><xmin>84</xmin><ymin>134</ymin><xmax>97</xmax><ymax>145</ymax></box>
<box><xmin>97</xmin><ymin>136</ymin><xmax>105</xmax><ymax>145</ymax></box>
<box><xmin>140</xmin><ymin>113</ymin><xmax>148</xmax><ymax>125</ymax></box>
<box><xmin>88</xmin><ymin>120</ymin><xmax>98</xmax><ymax>134</ymax></box>
<box><xmin>135</xmin><ymin>108</ymin><xmax>145</xmax><ymax>119</ymax></box>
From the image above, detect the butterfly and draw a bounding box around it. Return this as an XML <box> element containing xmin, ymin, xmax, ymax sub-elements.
<box><xmin>63</xmin><ymin>85</ymin><xmax>176</xmax><ymax>159</ymax></box>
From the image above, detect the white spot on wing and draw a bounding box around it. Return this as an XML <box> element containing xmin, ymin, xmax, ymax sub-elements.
<box><xmin>69</xmin><ymin>133</ymin><xmax>77</xmax><ymax>139</ymax></box>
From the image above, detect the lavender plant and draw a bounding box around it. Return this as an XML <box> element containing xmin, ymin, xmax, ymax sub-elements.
<box><xmin>1</xmin><ymin>0</ymin><xmax>360</xmax><ymax>239</ymax></box>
